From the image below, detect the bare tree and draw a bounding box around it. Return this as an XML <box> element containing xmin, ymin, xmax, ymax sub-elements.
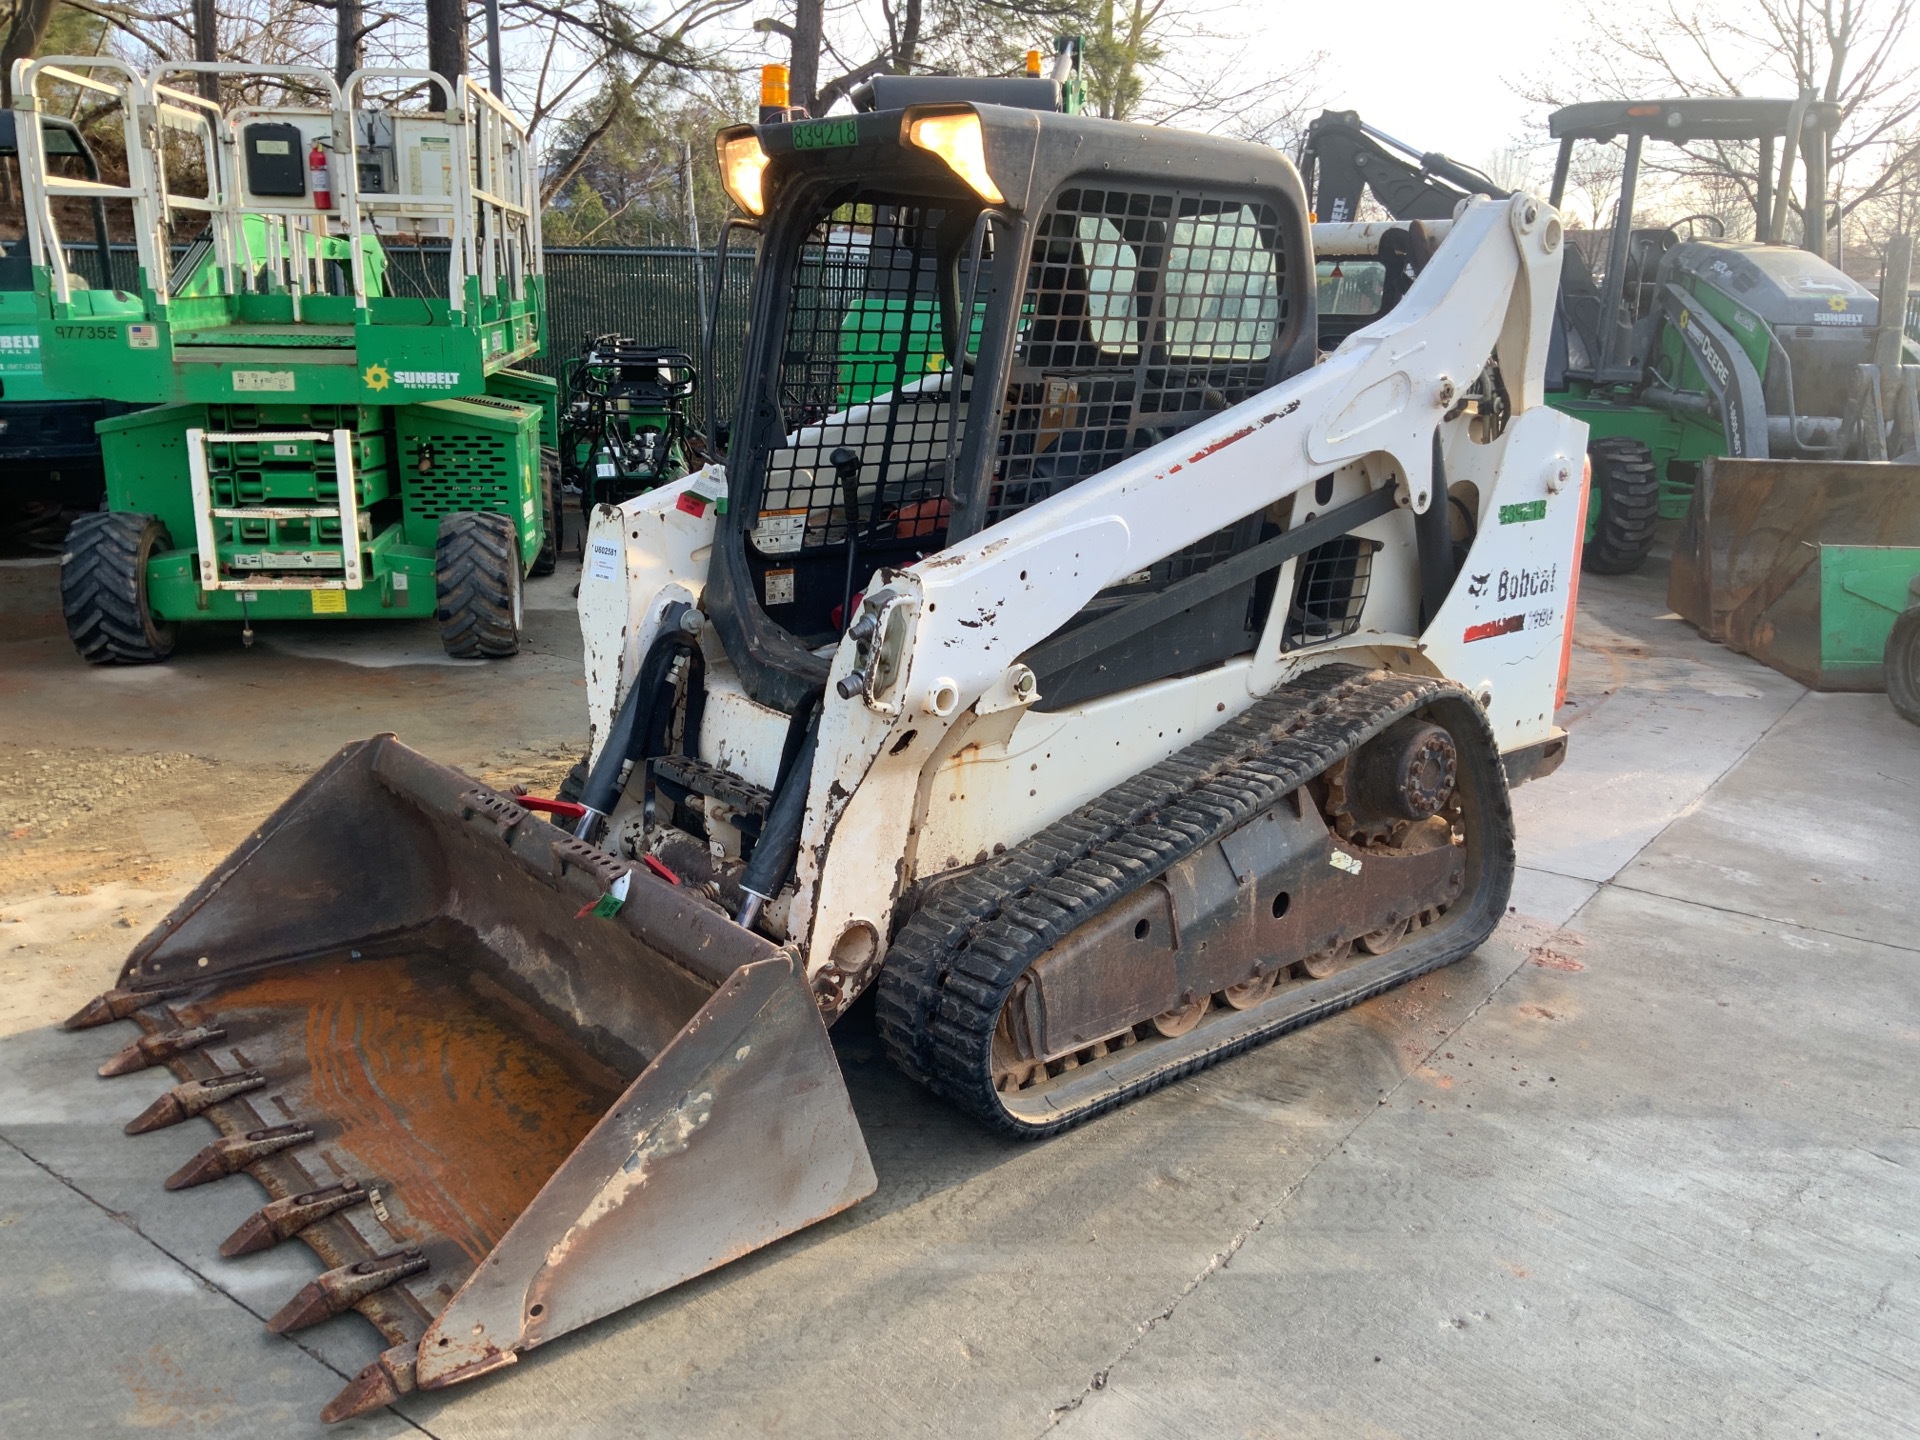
<box><xmin>756</xmin><ymin>0</ymin><xmax>1323</xmax><ymax>143</ymax></box>
<box><xmin>426</xmin><ymin>0</ymin><xmax>465</xmax><ymax>106</ymax></box>
<box><xmin>0</xmin><ymin>0</ymin><xmax>61</xmax><ymax>105</ymax></box>
<box><xmin>523</xmin><ymin>0</ymin><xmax>752</xmax><ymax>205</ymax></box>
<box><xmin>1520</xmin><ymin>0</ymin><xmax>1920</xmax><ymax>257</ymax></box>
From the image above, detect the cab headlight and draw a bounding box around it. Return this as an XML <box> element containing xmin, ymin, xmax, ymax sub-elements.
<box><xmin>906</xmin><ymin>112</ymin><xmax>1003</xmax><ymax>204</ymax></box>
<box><xmin>717</xmin><ymin>130</ymin><xmax>771</xmax><ymax>216</ymax></box>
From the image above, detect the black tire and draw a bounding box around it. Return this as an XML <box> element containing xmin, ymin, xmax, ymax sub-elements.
<box><xmin>60</xmin><ymin>511</ymin><xmax>176</xmax><ymax>664</ymax></box>
<box><xmin>1887</xmin><ymin>602</ymin><xmax>1920</xmax><ymax>727</ymax></box>
<box><xmin>1582</xmin><ymin>435</ymin><xmax>1661</xmax><ymax>575</ymax></box>
<box><xmin>530</xmin><ymin>451</ymin><xmax>560</xmax><ymax>578</ymax></box>
<box><xmin>556</xmin><ymin>759</ymin><xmax>589</xmax><ymax>804</ymax></box>
<box><xmin>435</xmin><ymin>511</ymin><xmax>523</xmax><ymax>659</ymax></box>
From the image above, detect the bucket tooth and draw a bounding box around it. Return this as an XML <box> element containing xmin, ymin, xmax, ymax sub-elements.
<box><xmin>321</xmin><ymin>1341</ymin><xmax>418</xmax><ymax>1424</ymax></box>
<box><xmin>64</xmin><ymin>986</ymin><xmax>175</xmax><ymax>1030</ymax></box>
<box><xmin>163</xmin><ymin>1123</ymin><xmax>314</xmax><ymax>1191</ymax></box>
<box><xmin>97</xmin><ymin>1025</ymin><xmax>225</xmax><ymax>1077</ymax></box>
<box><xmin>125</xmin><ymin>1070</ymin><xmax>268</xmax><ymax>1135</ymax></box>
<box><xmin>220</xmin><ymin>1180</ymin><xmax>369</xmax><ymax>1257</ymax></box>
<box><xmin>268</xmin><ymin>1249</ymin><xmax>429</xmax><ymax>1334</ymax></box>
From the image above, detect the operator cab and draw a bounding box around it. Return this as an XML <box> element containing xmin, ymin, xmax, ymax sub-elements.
<box><xmin>1545</xmin><ymin>96</ymin><xmax>1843</xmax><ymax>389</ymax></box>
<box><xmin>707</xmin><ymin>96</ymin><xmax>1316</xmax><ymax>714</ymax></box>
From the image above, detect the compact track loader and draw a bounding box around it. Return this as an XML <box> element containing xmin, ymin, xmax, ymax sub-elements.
<box><xmin>68</xmin><ymin>81</ymin><xmax>1587</xmax><ymax>1421</ymax></box>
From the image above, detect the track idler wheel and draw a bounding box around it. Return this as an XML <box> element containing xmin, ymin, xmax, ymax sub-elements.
<box><xmin>1347</xmin><ymin>718</ymin><xmax>1458</xmax><ymax>826</ymax></box>
<box><xmin>1150</xmin><ymin>993</ymin><xmax>1211</xmax><ymax>1037</ymax></box>
<box><xmin>1221</xmin><ymin>968</ymin><xmax>1280</xmax><ymax>1010</ymax></box>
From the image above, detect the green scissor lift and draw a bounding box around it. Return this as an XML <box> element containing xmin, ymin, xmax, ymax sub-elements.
<box><xmin>15</xmin><ymin>57</ymin><xmax>560</xmax><ymax>662</ymax></box>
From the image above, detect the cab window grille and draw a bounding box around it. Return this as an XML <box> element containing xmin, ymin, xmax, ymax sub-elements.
<box><xmin>988</xmin><ymin>185</ymin><xmax>1286</xmax><ymax>588</ymax></box>
<box><xmin>1283</xmin><ymin>536</ymin><xmax>1374</xmax><ymax>648</ymax></box>
<box><xmin>759</xmin><ymin>204</ymin><xmax>967</xmax><ymax>555</ymax></box>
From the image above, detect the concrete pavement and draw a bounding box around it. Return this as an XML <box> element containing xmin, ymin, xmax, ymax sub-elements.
<box><xmin>1</xmin><ymin>557</ymin><xmax>1915</xmax><ymax>1438</ymax></box>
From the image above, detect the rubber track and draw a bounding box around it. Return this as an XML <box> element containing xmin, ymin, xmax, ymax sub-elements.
<box><xmin>1582</xmin><ymin>435</ymin><xmax>1661</xmax><ymax>575</ymax></box>
<box><xmin>60</xmin><ymin>511</ymin><xmax>173</xmax><ymax>664</ymax></box>
<box><xmin>875</xmin><ymin>664</ymin><xmax>1515</xmax><ymax>1138</ymax></box>
<box><xmin>436</xmin><ymin>511</ymin><xmax>521</xmax><ymax>658</ymax></box>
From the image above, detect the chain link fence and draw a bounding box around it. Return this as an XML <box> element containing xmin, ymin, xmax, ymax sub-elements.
<box><xmin>542</xmin><ymin>247</ymin><xmax>756</xmax><ymax>433</ymax></box>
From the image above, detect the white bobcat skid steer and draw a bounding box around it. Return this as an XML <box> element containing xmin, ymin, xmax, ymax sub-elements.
<box><xmin>69</xmin><ymin>92</ymin><xmax>1584</xmax><ymax>1422</ymax></box>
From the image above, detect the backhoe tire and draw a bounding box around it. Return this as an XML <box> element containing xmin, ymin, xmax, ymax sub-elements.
<box><xmin>1582</xmin><ymin>436</ymin><xmax>1661</xmax><ymax>575</ymax></box>
<box><xmin>436</xmin><ymin>511</ymin><xmax>523</xmax><ymax>659</ymax></box>
<box><xmin>530</xmin><ymin>451</ymin><xmax>560</xmax><ymax>578</ymax></box>
<box><xmin>60</xmin><ymin>511</ymin><xmax>176</xmax><ymax>665</ymax></box>
<box><xmin>556</xmin><ymin>759</ymin><xmax>589</xmax><ymax>804</ymax></box>
<box><xmin>1887</xmin><ymin>603</ymin><xmax>1920</xmax><ymax>727</ymax></box>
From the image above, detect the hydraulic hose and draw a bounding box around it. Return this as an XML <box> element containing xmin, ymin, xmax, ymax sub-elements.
<box><xmin>573</xmin><ymin>602</ymin><xmax>701</xmax><ymax>838</ymax></box>
<box><xmin>735</xmin><ymin>725</ymin><xmax>818</xmax><ymax>931</ymax></box>
<box><xmin>1416</xmin><ymin>429</ymin><xmax>1458</xmax><ymax>630</ymax></box>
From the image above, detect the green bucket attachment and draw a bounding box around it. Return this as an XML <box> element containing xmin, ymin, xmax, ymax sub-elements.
<box><xmin>1669</xmin><ymin>457</ymin><xmax>1920</xmax><ymax>690</ymax></box>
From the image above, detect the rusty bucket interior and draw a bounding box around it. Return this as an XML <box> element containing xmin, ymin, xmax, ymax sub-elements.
<box><xmin>67</xmin><ymin>735</ymin><xmax>876</xmax><ymax>1422</ymax></box>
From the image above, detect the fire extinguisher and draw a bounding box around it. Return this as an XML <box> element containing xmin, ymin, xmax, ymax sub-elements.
<box><xmin>308</xmin><ymin>140</ymin><xmax>332</xmax><ymax>210</ymax></box>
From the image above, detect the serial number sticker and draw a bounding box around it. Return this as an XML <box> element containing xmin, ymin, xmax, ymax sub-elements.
<box><xmin>1498</xmin><ymin>499</ymin><xmax>1547</xmax><ymax>525</ymax></box>
<box><xmin>272</xmin><ymin>443</ymin><xmax>300</xmax><ymax>457</ymax></box>
<box><xmin>791</xmin><ymin>117</ymin><xmax>859</xmax><ymax>150</ymax></box>
<box><xmin>764</xmin><ymin>567</ymin><xmax>796</xmax><ymax>606</ymax></box>
<box><xmin>1329</xmin><ymin>850</ymin><xmax>1363</xmax><ymax>875</ymax></box>
<box><xmin>391</xmin><ymin>571</ymin><xmax>408</xmax><ymax>591</ymax></box>
<box><xmin>751</xmin><ymin>508</ymin><xmax>808</xmax><ymax>555</ymax></box>
<box><xmin>55</xmin><ymin>324</ymin><xmax>118</xmax><ymax>341</ymax></box>
<box><xmin>127</xmin><ymin>324</ymin><xmax>159</xmax><ymax>350</ymax></box>
<box><xmin>596</xmin><ymin>462</ymin><xmax>617</xmax><ymax>478</ymax></box>
<box><xmin>311</xmin><ymin>589</ymin><xmax>348</xmax><ymax>614</ymax></box>
<box><xmin>233</xmin><ymin>370</ymin><xmax>296</xmax><ymax>393</ymax></box>
<box><xmin>238</xmin><ymin>590</ymin><xmax>259</xmax><ymax>603</ymax></box>
<box><xmin>589</xmin><ymin>538</ymin><xmax>621</xmax><ymax>583</ymax></box>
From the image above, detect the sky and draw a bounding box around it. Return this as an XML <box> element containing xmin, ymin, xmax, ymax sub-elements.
<box><xmin>741</xmin><ymin>1</ymin><xmax>1589</xmax><ymax>170</ymax></box>
<box><xmin>1209</xmin><ymin>2</ymin><xmax>1592</xmax><ymax>168</ymax></box>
